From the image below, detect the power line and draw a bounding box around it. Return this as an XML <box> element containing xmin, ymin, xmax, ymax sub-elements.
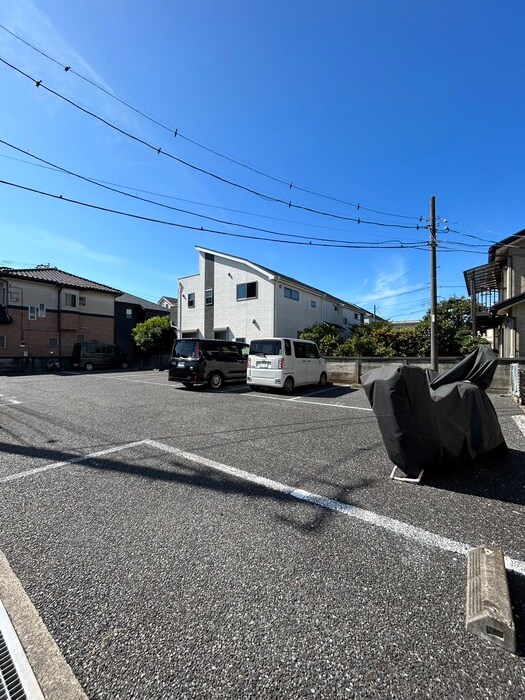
<box><xmin>0</xmin><ymin>55</ymin><xmax>426</xmax><ymax>231</ymax></box>
<box><xmin>0</xmin><ymin>177</ymin><xmax>435</xmax><ymax>251</ymax></box>
<box><xmin>0</xmin><ymin>22</ymin><xmax>424</xmax><ymax>223</ymax></box>
<box><xmin>0</xmin><ymin>139</ymin><xmax>429</xmax><ymax>248</ymax></box>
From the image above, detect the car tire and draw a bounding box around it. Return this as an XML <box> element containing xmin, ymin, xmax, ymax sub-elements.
<box><xmin>85</xmin><ymin>362</ymin><xmax>94</xmax><ymax>371</ymax></box>
<box><xmin>182</xmin><ymin>382</ymin><xmax>193</xmax><ymax>389</ymax></box>
<box><xmin>249</xmin><ymin>385</ymin><xmax>258</xmax><ymax>391</ymax></box>
<box><xmin>318</xmin><ymin>372</ymin><xmax>327</xmax><ymax>387</ymax></box>
<box><xmin>208</xmin><ymin>372</ymin><xmax>224</xmax><ymax>390</ymax></box>
<box><xmin>283</xmin><ymin>376</ymin><xmax>294</xmax><ymax>394</ymax></box>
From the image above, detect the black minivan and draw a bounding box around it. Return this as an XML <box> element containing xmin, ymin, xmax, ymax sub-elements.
<box><xmin>168</xmin><ymin>338</ymin><xmax>249</xmax><ymax>389</ymax></box>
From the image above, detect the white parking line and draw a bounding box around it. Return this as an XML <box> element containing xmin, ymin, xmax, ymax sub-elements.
<box><xmin>0</xmin><ymin>441</ymin><xmax>147</xmax><ymax>483</ymax></box>
<box><xmin>145</xmin><ymin>439</ymin><xmax>525</xmax><ymax>575</ymax></box>
<box><xmin>249</xmin><ymin>392</ymin><xmax>373</xmax><ymax>411</ymax></box>
<box><xmin>4</xmin><ymin>436</ymin><xmax>523</xmax><ymax>575</ymax></box>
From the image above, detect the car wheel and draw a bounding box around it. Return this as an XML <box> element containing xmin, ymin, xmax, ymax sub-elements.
<box><xmin>249</xmin><ymin>385</ymin><xmax>258</xmax><ymax>391</ymax></box>
<box><xmin>85</xmin><ymin>362</ymin><xmax>94</xmax><ymax>371</ymax></box>
<box><xmin>182</xmin><ymin>382</ymin><xmax>193</xmax><ymax>389</ymax></box>
<box><xmin>283</xmin><ymin>376</ymin><xmax>294</xmax><ymax>394</ymax></box>
<box><xmin>318</xmin><ymin>372</ymin><xmax>327</xmax><ymax>387</ymax></box>
<box><xmin>208</xmin><ymin>372</ymin><xmax>224</xmax><ymax>390</ymax></box>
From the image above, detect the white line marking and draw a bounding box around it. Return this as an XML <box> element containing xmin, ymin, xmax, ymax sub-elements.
<box><xmin>511</xmin><ymin>414</ymin><xmax>525</xmax><ymax>436</ymax></box>
<box><xmin>0</xmin><ymin>441</ymin><xmax>147</xmax><ymax>483</ymax></box>
<box><xmin>250</xmin><ymin>393</ymin><xmax>373</xmax><ymax>411</ymax></box>
<box><xmin>145</xmin><ymin>439</ymin><xmax>525</xmax><ymax>575</ymax></box>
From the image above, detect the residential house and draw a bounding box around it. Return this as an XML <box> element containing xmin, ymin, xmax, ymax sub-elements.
<box><xmin>464</xmin><ymin>227</ymin><xmax>525</xmax><ymax>357</ymax></box>
<box><xmin>177</xmin><ymin>247</ymin><xmax>371</xmax><ymax>342</ymax></box>
<box><xmin>157</xmin><ymin>295</ymin><xmax>178</xmax><ymax>328</ymax></box>
<box><xmin>0</xmin><ymin>266</ymin><xmax>121</xmax><ymax>359</ymax></box>
<box><xmin>115</xmin><ymin>292</ymin><xmax>170</xmax><ymax>359</ymax></box>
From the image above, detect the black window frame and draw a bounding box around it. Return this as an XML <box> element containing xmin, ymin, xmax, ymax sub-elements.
<box><xmin>236</xmin><ymin>281</ymin><xmax>257</xmax><ymax>301</ymax></box>
<box><xmin>188</xmin><ymin>293</ymin><xmax>195</xmax><ymax>308</ymax></box>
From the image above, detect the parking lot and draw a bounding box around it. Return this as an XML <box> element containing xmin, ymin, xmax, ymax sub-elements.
<box><xmin>1</xmin><ymin>369</ymin><xmax>525</xmax><ymax>699</ymax></box>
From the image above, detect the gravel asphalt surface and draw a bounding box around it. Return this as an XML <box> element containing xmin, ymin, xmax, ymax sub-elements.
<box><xmin>1</xmin><ymin>369</ymin><xmax>524</xmax><ymax>699</ymax></box>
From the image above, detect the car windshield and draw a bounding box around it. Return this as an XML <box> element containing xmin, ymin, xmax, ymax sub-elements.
<box><xmin>173</xmin><ymin>340</ymin><xmax>200</xmax><ymax>359</ymax></box>
<box><xmin>249</xmin><ymin>340</ymin><xmax>282</xmax><ymax>356</ymax></box>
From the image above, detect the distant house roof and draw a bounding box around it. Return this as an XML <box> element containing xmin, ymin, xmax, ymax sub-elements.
<box><xmin>116</xmin><ymin>292</ymin><xmax>168</xmax><ymax>313</ymax></box>
<box><xmin>0</xmin><ymin>266</ymin><xmax>121</xmax><ymax>294</ymax></box>
<box><xmin>194</xmin><ymin>246</ymin><xmax>373</xmax><ymax>316</ymax></box>
<box><xmin>158</xmin><ymin>296</ymin><xmax>178</xmax><ymax>306</ymax></box>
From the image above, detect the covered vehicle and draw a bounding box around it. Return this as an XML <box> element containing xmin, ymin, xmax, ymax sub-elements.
<box><xmin>361</xmin><ymin>346</ymin><xmax>507</xmax><ymax>478</ymax></box>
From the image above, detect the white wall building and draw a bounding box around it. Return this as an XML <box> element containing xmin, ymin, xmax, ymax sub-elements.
<box><xmin>177</xmin><ymin>247</ymin><xmax>371</xmax><ymax>342</ymax></box>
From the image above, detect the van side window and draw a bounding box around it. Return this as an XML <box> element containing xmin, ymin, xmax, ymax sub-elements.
<box><xmin>304</xmin><ymin>344</ymin><xmax>320</xmax><ymax>359</ymax></box>
<box><xmin>284</xmin><ymin>339</ymin><xmax>291</xmax><ymax>356</ymax></box>
<box><xmin>293</xmin><ymin>342</ymin><xmax>306</xmax><ymax>358</ymax></box>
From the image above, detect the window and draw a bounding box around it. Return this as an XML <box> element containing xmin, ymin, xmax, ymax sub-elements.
<box><xmin>188</xmin><ymin>293</ymin><xmax>195</xmax><ymax>308</ymax></box>
<box><xmin>293</xmin><ymin>341</ymin><xmax>307</xmax><ymax>358</ymax></box>
<box><xmin>214</xmin><ymin>330</ymin><xmax>228</xmax><ymax>340</ymax></box>
<box><xmin>0</xmin><ymin>336</ymin><xmax>5</xmax><ymax>349</ymax></box>
<box><xmin>354</xmin><ymin>313</ymin><xmax>360</xmax><ymax>320</ymax></box>
<box><xmin>343</xmin><ymin>317</ymin><xmax>348</xmax><ymax>325</ymax></box>
<box><xmin>48</xmin><ymin>337</ymin><xmax>58</xmax><ymax>347</ymax></box>
<box><xmin>284</xmin><ymin>339</ymin><xmax>292</xmax><ymax>356</ymax></box>
<box><xmin>236</xmin><ymin>282</ymin><xmax>257</xmax><ymax>300</ymax></box>
<box><xmin>38</xmin><ymin>303</ymin><xmax>46</xmax><ymax>318</ymax></box>
<box><xmin>205</xmin><ymin>289</ymin><xmax>214</xmax><ymax>306</ymax></box>
<box><xmin>126</xmin><ymin>308</ymin><xmax>133</xmax><ymax>320</ymax></box>
<box><xmin>236</xmin><ymin>337</ymin><xmax>246</xmax><ymax>343</ymax></box>
<box><xmin>79</xmin><ymin>296</ymin><xmax>87</xmax><ymax>307</ymax></box>
<box><xmin>311</xmin><ymin>300</ymin><xmax>317</xmax><ymax>308</ymax></box>
<box><xmin>284</xmin><ymin>287</ymin><xmax>299</xmax><ymax>301</ymax></box>
<box><xmin>65</xmin><ymin>293</ymin><xmax>77</xmax><ymax>308</ymax></box>
<box><xmin>28</xmin><ymin>306</ymin><xmax>37</xmax><ymax>320</ymax></box>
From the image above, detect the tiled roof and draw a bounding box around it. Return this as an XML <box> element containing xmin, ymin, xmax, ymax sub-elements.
<box><xmin>0</xmin><ymin>266</ymin><xmax>121</xmax><ymax>294</ymax></box>
<box><xmin>116</xmin><ymin>292</ymin><xmax>169</xmax><ymax>312</ymax></box>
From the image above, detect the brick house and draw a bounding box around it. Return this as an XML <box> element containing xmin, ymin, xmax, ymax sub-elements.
<box><xmin>0</xmin><ymin>266</ymin><xmax>121</xmax><ymax>360</ymax></box>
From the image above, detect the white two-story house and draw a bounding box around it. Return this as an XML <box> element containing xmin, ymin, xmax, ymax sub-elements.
<box><xmin>177</xmin><ymin>247</ymin><xmax>371</xmax><ymax>342</ymax></box>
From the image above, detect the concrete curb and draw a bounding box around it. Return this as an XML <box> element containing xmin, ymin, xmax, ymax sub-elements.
<box><xmin>0</xmin><ymin>550</ymin><xmax>87</xmax><ymax>699</ymax></box>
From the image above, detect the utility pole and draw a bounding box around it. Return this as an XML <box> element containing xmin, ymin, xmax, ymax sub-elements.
<box><xmin>430</xmin><ymin>195</ymin><xmax>438</xmax><ymax>372</ymax></box>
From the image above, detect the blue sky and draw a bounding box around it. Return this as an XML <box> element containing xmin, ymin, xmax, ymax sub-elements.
<box><xmin>0</xmin><ymin>0</ymin><xmax>524</xmax><ymax>320</ymax></box>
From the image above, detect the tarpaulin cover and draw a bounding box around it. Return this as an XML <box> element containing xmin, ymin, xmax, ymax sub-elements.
<box><xmin>361</xmin><ymin>346</ymin><xmax>507</xmax><ymax>477</ymax></box>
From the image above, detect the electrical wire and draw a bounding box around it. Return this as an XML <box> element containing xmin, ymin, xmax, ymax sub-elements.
<box><xmin>0</xmin><ymin>177</ymin><xmax>434</xmax><ymax>251</ymax></box>
<box><xmin>0</xmin><ymin>22</ymin><xmax>424</xmax><ymax>222</ymax></box>
<box><xmin>0</xmin><ymin>55</ymin><xmax>426</xmax><ymax>231</ymax></box>
<box><xmin>0</xmin><ymin>139</ymin><xmax>429</xmax><ymax>248</ymax></box>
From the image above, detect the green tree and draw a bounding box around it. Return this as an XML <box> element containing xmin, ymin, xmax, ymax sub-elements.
<box><xmin>412</xmin><ymin>296</ymin><xmax>487</xmax><ymax>357</ymax></box>
<box><xmin>300</xmin><ymin>323</ymin><xmax>342</xmax><ymax>356</ymax></box>
<box><xmin>131</xmin><ymin>315</ymin><xmax>175</xmax><ymax>355</ymax></box>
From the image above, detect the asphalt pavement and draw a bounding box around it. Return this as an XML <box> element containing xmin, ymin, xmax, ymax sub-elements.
<box><xmin>1</xmin><ymin>370</ymin><xmax>524</xmax><ymax>699</ymax></box>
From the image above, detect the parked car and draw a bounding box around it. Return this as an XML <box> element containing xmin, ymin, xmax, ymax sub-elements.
<box><xmin>168</xmin><ymin>338</ymin><xmax>249</xmax><ymax>389</ymax></box>
<box><xmin>72</xmin><ymin>342</ymin><xmax>129</xmax><ymax>371</ymax></box>
<box><xmin>247</xmin><ymin>338</ymin><xmax>327</xmax><ymax>393</ymax></box>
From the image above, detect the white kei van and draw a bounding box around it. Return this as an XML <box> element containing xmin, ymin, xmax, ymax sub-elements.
<box><xmin>247</xmin><ymin>338</ymin><xmax>327</xmax><ymax>393</ymax></box>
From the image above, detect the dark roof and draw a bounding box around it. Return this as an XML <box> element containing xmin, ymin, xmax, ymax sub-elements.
<box><xmin>490</xmin><ymin>291</ymin><xmax>525</xmax><ymax>317</ymax></box>
<box><xmin>116</xmin><ymin>292</ymin><xmax>169</xmax><ymax>312</ymax></box>
<box><xmin>158</xmin><ymin>296</ymin><xmax>178</xmax><ymax>305</ymax></box>
<box><xmin>0</xmin><ymin>266</ymin><xmax>121</xmax><ymax>294</ymax></box>
<box><xmin>463</xmin><ymin>261</ymin><xmax>502</xmax><ymax>295</ymax></box>
<box><xmin>488</xmin><ymin>228</ymin><xmax>525</xmax><ymax>261</ymax></box>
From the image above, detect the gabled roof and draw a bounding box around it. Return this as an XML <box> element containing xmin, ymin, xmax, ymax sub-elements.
<box><xmin>116</xmin><ymin>292</ymin><xmax>168</xmax><ymax>313</ymax></box>
<box><xmin>488</xmin><ymin>228</ymin><xmax>525</xmax><ymax>261</ymax></box>
<box><xmin>195</xmin><ymin>246</ymin><xmax>371</xmax><ymax>315</ymax></box>
<box><xmin>158</xmin><ymin>296</ymin><xmax>178</xmax><ymax>306</ymax></box>
<box><xmin>0</xmin><ymin>266</ymin><xmax>121</xmax><ymax>294</ymax></box>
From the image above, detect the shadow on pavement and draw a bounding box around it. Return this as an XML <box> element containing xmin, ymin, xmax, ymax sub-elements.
<box><xmin>424</xmin><ymin>448</ymin><xmax>525</xmax><ymax>507</ymax></box>
<box><xmin>508</xmin><ymin>569</ymin><xmax>525</xmax><ymax>657</ymax></box>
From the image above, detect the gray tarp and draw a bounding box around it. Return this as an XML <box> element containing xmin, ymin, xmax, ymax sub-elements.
<box><xmin>361</xmin><ymin>346</ymin><xmax>507</xmax><ymax>477</ymax></box>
